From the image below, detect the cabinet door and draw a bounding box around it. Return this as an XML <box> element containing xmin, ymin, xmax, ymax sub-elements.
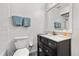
<box><xmin>42</xmin><ymin>44</ymin><xmax>57</xmax><ymax>56</ymax></box>
<box><xmin>38</xmin><ymin>41</ymin><xmax>45</xmax><ymax>56</ymax></box>
<box><xmin>57</xmin><ymin>40</ymin><xmax>70</xmax><ymax>56</ymax></box>
<box><xmin>38</xmin><ymin>47</ymin><xmax>45</xmax><ymax>56</ymax></box>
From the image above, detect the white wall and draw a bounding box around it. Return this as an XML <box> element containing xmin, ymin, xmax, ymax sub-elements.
<box><xmin>8</xmin><ymin>3</ymin><xmax>45</xmax><ymax>45</ymax></box>
<box><xmin>0</xmin><ymin>4</ymin><xmax>9</xmax><ymax>55</ymax></box>
<box><xmin>72</xmin><ymin>3</ymin><xmax>79</xmax><ymax>56</ymax></box>
<box><xmin>0</xmin><ymin>3</ymin><xmax>45</xmax><ymax>55</ymax></box>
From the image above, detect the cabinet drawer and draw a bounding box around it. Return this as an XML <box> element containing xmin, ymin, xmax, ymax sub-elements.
<box><xmin>43</xmin><ymin>45</ymin><xmax>57</xmax><ymax>56</ymax></box>
<box><xmin>40</xmin><ymin>37</ymin><xmax>48</xmax><ymax>44</ymax></box>
<box><xmin>48</xmin><ymin>39</ymin><xmax>57</xmax><ymax>48</ymax></box>
<box><xmin>38</xmin><ymin>42</ymin><xmax>45</xmax><ymax>56</ymax></box>
<box><xmin>38</xmin><ymin>47</ymin><xmax>46</xmax><ymax>56</ymax></box>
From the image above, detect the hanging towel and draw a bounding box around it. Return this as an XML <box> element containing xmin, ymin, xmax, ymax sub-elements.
<box><xmin>12</xmin><ymin>16</ymin><xmax>23</xmax><ymax>26</ymax></box>
<box><xmin>23</xmin><ymin>17</ymin><xmax>31</xmax><ymax>27</ymax></box>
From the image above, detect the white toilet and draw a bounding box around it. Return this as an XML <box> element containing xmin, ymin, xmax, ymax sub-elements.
<box><xmin>13</xmin><ymin>36</ymin><xmax>29</xmax><ymax>56</ymax></box>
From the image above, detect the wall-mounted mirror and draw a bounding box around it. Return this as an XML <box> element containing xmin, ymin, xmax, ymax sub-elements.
<box><xmin>46</xmin><ymin>3</ymin><xmax>72</xmax><ymax>33</ymax></box>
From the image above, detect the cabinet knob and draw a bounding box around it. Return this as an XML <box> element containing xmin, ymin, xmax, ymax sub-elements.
<box><xmin>42</xmin><ymin>39</ymin><xmax>44</xmax><ymax>41</ymax></box>
<box><xmin>49</xmin><ymin>43</ymin><xmax>52</xmax><ymax>45</ymax></box>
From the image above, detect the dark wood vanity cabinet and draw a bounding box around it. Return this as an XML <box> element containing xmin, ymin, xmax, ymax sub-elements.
<box><xmin>37</xmin><ymin>35</ymin><xmax>71</xmax><ymax>56</ymax></box>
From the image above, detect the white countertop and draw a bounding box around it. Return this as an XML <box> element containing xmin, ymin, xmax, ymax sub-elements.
<box><xmin>40</xmin><ymin>34</ymin><xmax>71</xmax><ymax>42</ymax></box>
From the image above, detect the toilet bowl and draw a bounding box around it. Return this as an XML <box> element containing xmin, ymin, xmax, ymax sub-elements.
<box><xmin>13</xmin><ymin>36</ymin><xmax>29</xmax><ymax>56</ymax></box>
<box><xmin>13</xmin><ymin>48</ymin><xmax>29</xmax><ymax>56</ymax></box>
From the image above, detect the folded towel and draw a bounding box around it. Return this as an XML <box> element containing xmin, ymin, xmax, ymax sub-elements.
<box><xmin>23</xmin><ymin>17</ymin><xmax>31</xmax><ymax>27</ymax></box>
<box><xmin>12</xmin><ymin>16</ymin><xmax>23</xmax><ymax>26</ymax></box>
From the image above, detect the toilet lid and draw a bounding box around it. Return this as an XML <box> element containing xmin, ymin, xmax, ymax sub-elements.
<box><xmin>13</xmin><ymin>48</ymin><xmax>29</xmax><ymax>56</ymax></box>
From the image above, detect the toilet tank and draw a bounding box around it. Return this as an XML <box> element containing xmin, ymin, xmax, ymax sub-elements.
<box><xmin>14</xmin><ymin>36</ymin><xmax>29</xmax><ymax>49</ymax></box>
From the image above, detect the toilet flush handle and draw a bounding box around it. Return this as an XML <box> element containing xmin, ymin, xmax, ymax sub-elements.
<box><xmin>29</xmin><ymin>42</ymin><xmax>33</xmax><ymax>50</ymax></box>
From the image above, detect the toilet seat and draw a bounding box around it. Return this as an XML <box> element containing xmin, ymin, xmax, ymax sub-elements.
<box><xmin>13</xmin><ymin>48</ymin><xmax>29</xmax><ymax>56</ymax></box>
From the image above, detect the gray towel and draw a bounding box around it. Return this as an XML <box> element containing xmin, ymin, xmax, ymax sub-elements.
<box><xmin>23</xmin><ymin>17</ymin><xmax>31</xmax><ymax>27</ymax></box>
<box><xmin>12</xmin><ymin>16</ymin><xmax>23</xmax><ymax>26</ymax></box>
